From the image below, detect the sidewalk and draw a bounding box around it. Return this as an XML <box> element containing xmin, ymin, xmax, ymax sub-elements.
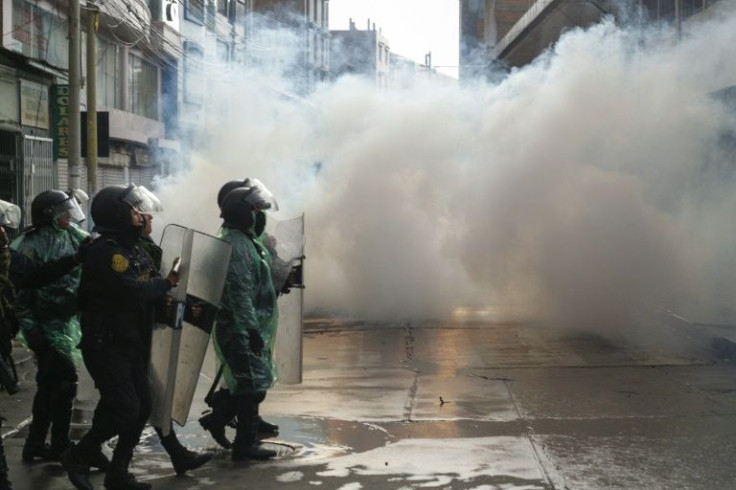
<box><xmin>655</xmin><ymin>309</ymin><xmax>736</xmax><ymax>361</ymax></box>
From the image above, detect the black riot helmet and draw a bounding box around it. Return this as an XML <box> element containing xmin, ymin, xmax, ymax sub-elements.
<box><xmin>91</xmin><ymin>184</ymin><xmax>162</xmax><ymax>233</ymax></box>
<box><xmin>220</xmin><ymin>187</ymin><xmax>257</xmax><ymax>231</ymax></box>
<box><xmin>217</xmin><ymin>180</ymin><xmax>247</xmax><ymax>209</ymax></box>
<box><xmin>220</xmin><ymin>178</ymin><xmax>278</xmax><ymax>231</ymax></box>
<box><xmin>217</xmin><ymin>178</ymin><xmax>279</xmax><ymax>211</ymax></box>
<box><xmin>31</xmin><ymin>189</ymin><xmax>85</xmax><ymax>228</ymax></box>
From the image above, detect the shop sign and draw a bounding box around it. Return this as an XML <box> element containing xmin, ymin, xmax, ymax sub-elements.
<box><xmin>51</xmin><ymin>84</ymin><xmax>69</xmax><ymax>159</ymax></box>
<box><xmin>20</xmin><ymin>79</ymin><xmax>49</xmax><ymax>129</ymax></box>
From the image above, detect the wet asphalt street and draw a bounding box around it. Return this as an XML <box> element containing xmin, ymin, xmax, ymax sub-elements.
<box><xmin>3</xmin><ymin>312</ymin><xmax>736</xmax><ymax>489</ymax></box>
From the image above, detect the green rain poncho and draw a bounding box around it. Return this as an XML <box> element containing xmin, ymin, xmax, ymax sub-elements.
<box><xmin>213</xmin><ymin>226</ymin><xmax>279</xmax><ymax>395</ymax></box>
<box><xmin>11</xmin><ymin>223</ymin><xmax>88</xmax><ymax>362</ymax></box>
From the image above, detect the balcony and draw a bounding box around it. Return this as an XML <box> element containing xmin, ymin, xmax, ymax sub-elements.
<box><xmin>494</xmin><ymin>0</ymin><xmax>608</xmax><ymax>67</ymax></box>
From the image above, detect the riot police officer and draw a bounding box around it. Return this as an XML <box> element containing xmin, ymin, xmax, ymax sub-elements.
<box><xmin>60</xmin><ymin>185</ymin><xmax>179</xmax><ymax>490</ymax></box>
<box><xmin>199</xmin><ymin>180</ymin><xmax>282</xmax><ymax>450</ymax></box>
<box><xmin>209</xmin><ymin>182</ymin><xmax>280</xmax><ymax>461</ymax></box>
<box><xmin>10</xmin><ymin>190</ymin><xmax>89</xmax><ymax>463</ymax></box>
<box><xmin>1</xmin><ymin>198</ymin><xmax>100</xmax><ymax>489</ymax></box>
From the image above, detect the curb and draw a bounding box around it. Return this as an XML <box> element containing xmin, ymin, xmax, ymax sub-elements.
<box><xmin>655</xmin><ymin>310</ymin><xmax>736</xmax><ymax>361</ymax></box>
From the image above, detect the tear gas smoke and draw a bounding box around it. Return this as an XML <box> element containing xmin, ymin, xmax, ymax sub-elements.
<box><xmin>154</xmin><ymin>7</ymin><xmax>736</xmax><ymax>330</ymax></box>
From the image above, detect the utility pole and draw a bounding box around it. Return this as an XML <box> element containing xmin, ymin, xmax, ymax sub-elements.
<box><xmin>68</xmin><ymin>0</ymin><xmax>81</xmax><ymax>190</ymax></box>
<box><xmin>86</xmin><ymin>3</ymin><xmax>99</xmax><ymax>195</ymax></box>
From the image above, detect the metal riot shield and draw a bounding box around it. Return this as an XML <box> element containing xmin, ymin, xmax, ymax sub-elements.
<box><xmin>266</xmin><ymin>214</ymin><xmax>305</xmax><ymax>385</ymax></box>
<box><xmin>149</xmin><ymin>225</ymin><xmax>231</xmax><ymax>434</ymax></box>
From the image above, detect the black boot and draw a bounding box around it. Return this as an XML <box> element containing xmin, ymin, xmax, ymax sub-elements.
<box><xmin>104</xmin><ymin>450</ymin><xmax>150</xmax><ymax>490</ymax></box>
<box><xmin>199</xmin><ymin>390</ymin><xmax>236</xmax><ymax>449</ymax></box>
<box><xmin>198</xmin><ymin>412</ymin><xmax>232</xmax><ymax>449</ymax></box>
<box><xmin>156</xmin><ymin>426</ymin><xmax>212</xmax><ymax>475</ymax></box>
<box><xmin>21</xmin><ymin>440</ymin><xmax>49</xmax><ymax>463</ymax></box>
<box><xmin>89</xmin><ymin>449</ymin><xmax>111</xmax><ymax>472</ymax></box>
<box><xmin>257</xmin><ymin>416</ymin><xmax>279</xmax><ymax>435</ymax></box>
<box><xmin>0</xmin><ymin>421</ymin><xmax>13</xmax><ymax>490</ymax></box>
<box><xmin>232</xmin><ymin>395</ymin><xmax>276</xmax><ymax>461</ymax></box>
<box><xmin>252</xmin><ymin>392</ymin><xmax>278</xmax><ymax>435</ymax></box>
<box><xmin>59</xmin><ymin>442</ymin><xmax>93</xmax><ymax>490</ymax></box>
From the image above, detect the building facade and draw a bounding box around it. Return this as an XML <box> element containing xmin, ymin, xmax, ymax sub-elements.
<box><xmin>0</xmin><ymin>0</ymin><xmax>175</xmax><ymax>225</ymax></box>
<box><xmin>0</xmin><ymin>0</ymin><xmax>332</xmax><ymax>225</ymax></box>
<box><xmin>460</xmin><ymin>0</ymin><xmax>731</xmax><ymax>75</ymax></box>
<box><xmin>330</xmin><ymin>18</ymin><xmax>390</xmax><ymax>88</ymax></box>
<box><xmin>249</xmin><ymin>0</ymin><xmax>330</xmax><ymax>94</ymax></box>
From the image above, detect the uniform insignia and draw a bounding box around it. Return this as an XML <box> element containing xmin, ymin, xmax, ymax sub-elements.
<box><xmin>111</xmin><ymin>254</ymin><xmax>129</xmax><ymax>272</ymax></box>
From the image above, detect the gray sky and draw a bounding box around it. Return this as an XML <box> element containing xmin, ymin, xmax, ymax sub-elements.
<box><xmin>328</xmin><ymin>0</ymin><xmax>460</xmax><ymax>78</ymax></box>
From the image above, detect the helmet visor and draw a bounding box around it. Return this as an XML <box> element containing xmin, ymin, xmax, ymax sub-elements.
<box><xmin>0</xmin><ymin>200</ymin><xmax>21</xmax><ymax>229</ymax></box>
<box><xmin>69</xmin><ymin>188</ymin><xmax>90</xmax><ymax>206</ymax></box>
<box><xmin>54</xmin><ymin>196</ymin><xmax>86</xmax><ymax>223</ymax></box>
<box><xmin>120</xmin><ymin>185</ymin><xmax>163</xmax><ymax>214</ymax></box>
<box><xmin>242</xmin><ymin>178</ymin><xmax>279</xmax><ymax>212</ymax></box>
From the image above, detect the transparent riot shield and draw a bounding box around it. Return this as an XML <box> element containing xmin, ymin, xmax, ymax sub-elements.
<box><xmin>171</xmin><ymin>231</ymin><xmax>231</xmax><ymax>425</ymax></box>
<box><xmin>149</xmin><ymin>225</ymin><xmax>231</xmax><ymax>434</ymax></box>
<box><xmin>149</xmin><ymin>225</ymin><xmax>188</xmax><ymax>434</ymax></box>
<box><xmin>267</xmin><ymin>214</ymin><xmax>305</xmax><ymax>385</ymax></box>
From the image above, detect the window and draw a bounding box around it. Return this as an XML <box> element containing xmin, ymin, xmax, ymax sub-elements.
<box><xmin>185</xmin><ymin>0</ymin><xmax>205</xmax><ymax>24</ymax></box>
<box><xmin>184</xmin><ymin>42</ymin><xmax>205</xmax><ymax>105</ymax></box>
<box><xmin>216</xmin><ymin>40</ymin><xmax>230</xmax><ymax>64</ymax></box>
<box><xmin>128</xmin><ymin>54</ymin><xmax>159</xmax><ymax>120</ymax></box>
<box><xmin>206</xmin><ymin>0</ymin><xmax>216</xmax><ymax>31</ymax></box>
<box><xmin>97</xmin><ymin>39</ymin><xmax>121</xmax><ymax>109</ymax></box>
<box><xmin>681</xmin><ymin>0</ymin><xmax>704</xmax><ymax>17</ymax></box>
<box><xmin>11</xmin><ymin>0</ymin><xmax>69</xmax><ymax>69</ymax></box>
<box><xmin>233</xmin><ymin>0</ymin><xmax>249</xmax><ymax>25</ymax></box>
<box><xmin>217</xmin><ymin>0</ymin><xmax>229</xmax><ymax>16</ymax></box>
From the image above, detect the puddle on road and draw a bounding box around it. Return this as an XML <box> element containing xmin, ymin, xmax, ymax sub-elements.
<box><xmin>134</xmin><ymin>415</ymin><xmax>391</xmax><ymax>464</ymax></box>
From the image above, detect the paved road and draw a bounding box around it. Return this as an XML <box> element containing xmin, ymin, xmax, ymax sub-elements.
<box><xmin>3</xmin><ymin>312</ymin><xmax>736</xmax><ymax>489</ymax></box>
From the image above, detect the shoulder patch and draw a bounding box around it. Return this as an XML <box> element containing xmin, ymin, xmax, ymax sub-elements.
<box><xmin>111</xmin><ymin>253</ymin><xmax>129</xmax><ymax>272</ymax></box>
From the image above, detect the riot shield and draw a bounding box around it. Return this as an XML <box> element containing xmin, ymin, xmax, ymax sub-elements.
<box><xmin>267</xmin><ymin>214</ymin><xmax>305</xmax><ymax>385</ymax></box>
<box><xmin>149</xmin><ymin>225</ymin><xmax>189</xmax><ymax>434</ymax></box>
<box><xmin>149</xmin><ymin>225</ymin><xmax>231</xmax><ymax>434</ymax></box>
<box><xmin>170</xmin><ymin>230</ymin><xmax>231</xmax><ymax>425</ymax></box>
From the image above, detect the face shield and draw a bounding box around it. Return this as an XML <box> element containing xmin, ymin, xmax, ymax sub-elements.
<box><xmin>120</xmin><ymin>185</ymin><xmax>163</xmax><ymax>214</ymax></box>
<box><xmin>0</xmin><ymin>200</ymin><xmax>21</xmax><ymax>229</ymax></box>
<box><xmin>69</xmin><ymin>188</ymin><xmax>89</xmax><ymax>207</ymax></box>
<box><xmin>54</xmin><ymin>196</ymin><xmax>86</xmax><ymax>223</ymax></box>
<box><xmin>241</xmin><ymin>178</ymin><xmax>279</xmax><ymax>212</ymax></box>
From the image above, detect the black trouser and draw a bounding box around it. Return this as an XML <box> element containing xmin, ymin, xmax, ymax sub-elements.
<box><xmin>76</xmin><ymin>345</ymin><xmax>150</xmax><ymax>463</ymax></box>
<box><xmin>27</xmin><ymin>345</ymin><xmax>78</xmax><ymax>451</ymax></box>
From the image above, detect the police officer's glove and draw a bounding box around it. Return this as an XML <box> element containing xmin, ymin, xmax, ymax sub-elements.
<box><xmin>73</xmin><ymin>236</ymin><xmax>93</xmax><ymax>264</ymax></box>
<box><xmin>24</xmin><ymin>328</ymin><xmax>48</xmax><ymax>353</ymax></box>
<box><xmin>247</xmin><ymin>329</ymin><xmax>265</xmax><ymax>356</ymax></box>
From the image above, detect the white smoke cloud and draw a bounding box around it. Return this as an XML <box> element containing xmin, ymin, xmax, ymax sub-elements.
<box><xmin>153</xmin><ymin>8</ymin><xmax>736</xmax><ymax>329</ymax></box>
